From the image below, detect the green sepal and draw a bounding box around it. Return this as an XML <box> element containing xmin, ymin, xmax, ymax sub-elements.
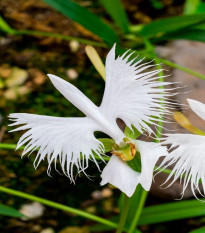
<box><xmin>124</xmin><ymin>125</ymin><xmax>141</xmax><ymax>140</ymax></box>
<box><xmin>98</xmin><ymin>138</ymin><xmax>115</xmax><ymax>153</ymax></box>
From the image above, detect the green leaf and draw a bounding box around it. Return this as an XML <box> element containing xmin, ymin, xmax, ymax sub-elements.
<box><xmin>100</xmin><ymin>0</ymin><xmax>129</xmax><ymax>33</ymax></box>
<box><xmin>89</xmin><ymin>222</ymin><xmax>117</xmax><ymax>232</ymax></box>
<box><xmin>190</xmin><ymin>226</ymin><xmax>205</xmax><ymax>233</ymax></box>
<box><xmin>0</xmin><ymin>203</ymin><xmax>25</xmax><ymax>218</ymax></box>
<box><xmin>98</xmin><ymin>138</ymin><xmax>114</xmax><ymax>152</ymax></box>
<box><xmin>139</xmin><ymin>13</ymin><xmax>205</xmax><ymax>38</ymax></box>
<box><xmin>139</xmin><ymin>199</ymin><xmax>205</xmax><ymax>225</ymax></box>
<box><xmin>184</xmin><ymin>0</ymin><xmax>201</xmax><ymax>15</ymax></box>
<box><xmin>43</xmin><ymin>0</ymin><xmax>119</xmax><ymax>45</ymax></box>
<box><xmin>161</xmin><ymin>29</ymin><xmax>205</xmax><ymax>42</ymax></box>
<box><xmin>195</xmin><ymin>2</ymin><xmax>205</xmax><ymax>14</ymax></box>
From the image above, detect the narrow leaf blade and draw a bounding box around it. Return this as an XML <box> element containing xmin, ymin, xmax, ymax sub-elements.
<box><xmin>100</xmin><ymin>0</ymin><xmax>129</xmax><ymax>33</ymax></box>
<box><xmin>161</xmin><ymin>29</ymin><xmax>205</xmax><ymax>43</ymax></box>
<box><xmin>190</xmin><ymin>226</ymin><xmax>205</xmax><ymax>233</ymax></box>
<box><xmin>139</xmin><ymin>14</ymin><xmax>205</xmax><ymax>38</ymax></box>
<box><xmin>43</xmin><ymin>0</ymin><xmax>119</xmax><ymax>45</ymax></box>
<box><xmin>0</xmin><ymin>203</ymin><xmax>25</xmax><ymax>218</ymax></box>
<box><xmin>139</xmin><ymin>199</ymin><xmax>205</xmax><ymax>225</ymax></box>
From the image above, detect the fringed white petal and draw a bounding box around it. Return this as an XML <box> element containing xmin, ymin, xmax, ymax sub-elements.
<box><xmin>159</xmin><ymin>134</ymin><xmax>205</xmax><ymax>197</ymax></box>
<box><xmin>135</xmin><ymin>140</ymin><xmax>168</xmax><ymax>191</ymax></box>
<box><xmin>188</xmin><ymin>99</ymin><xmax>205</xmax><ymax>121</ymax></box>
<box><xmin>100</xmin><ymin>155</ymin><xmax>140</xmax><ymax>197</ymax></box>
<box><xmin>9</xmin><ymin>113</ymin><xmax>105</xmax><ymax>182</ymax></box>
<box><xmin>100</xmin><ymin>44</ymin><xmax>175</xmax><ymax>135</ymax></box>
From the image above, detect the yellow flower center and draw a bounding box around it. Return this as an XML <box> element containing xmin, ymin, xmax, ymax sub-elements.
<box><xmin>111</xmin><ymin>138</ymin><xmax>137</xmax><ymax>161</ymax></box>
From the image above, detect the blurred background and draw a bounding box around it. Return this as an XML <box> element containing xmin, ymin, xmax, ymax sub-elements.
<box><xmin>1</xmin><ymin>0</ymin><xmax>205</xmax><ymax>232</ymax></box>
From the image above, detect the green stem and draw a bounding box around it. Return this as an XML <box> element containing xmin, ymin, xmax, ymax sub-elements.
<box><xmin>0</xmin><ymin>16</ymin><xmax>106</xmax><ymax>48</ymax></box>
<box><xmin>116</xmin><ymin>195</ymin><xmax>130</xmax><ymax>233</ymax></box>
<box><xmin>0</xmin><ymin>143</ymin><xmax>18</xmax><ymax>150</ymax></box>
<box><xmin>0</xmin><ymin>185</ymin><xmax>117</xmax><ymax>228</ymax></box>
<box><xmin>158</xmin><ymin>57</ymin><xmax>205</xmax><ymax>81</ymax></box>
<box><xmin>128</xmin><ymin>190</ymin><xmax>147</xmax><ymax>233</ymax></box>
<box><xmin>137</xmin><ymin>49</ymin><xmax>205</xmax><ymax>81</ymax></box>
<box><xmin>16</xmin><ymin>30</ymin><xmax>107</xmax><ymax>48</ymax></box>
<box><xmin>154</xmin><ymin>166</ymin><xmax>171</xmax><ymax>174</ymax></box>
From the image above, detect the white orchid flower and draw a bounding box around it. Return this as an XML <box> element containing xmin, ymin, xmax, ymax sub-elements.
<box><xmin>159</xmin><ymin>99</ymin><xmax>205</xmax><ymax>198</ymax></box>
<box><xmin>9</xmin><ymin>44</ymin><xmax>171</xmax><ymax>197</ymax></box>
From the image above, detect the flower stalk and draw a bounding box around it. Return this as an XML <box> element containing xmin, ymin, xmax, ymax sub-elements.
<box><xmin>128</xmin><ymin>188</ymin><xmax>147</xmax><ymax>233</ymax></box>
<box><xmin>116</xmin><ymin>195</ymin><xmax>130</xmax><ymax>233</ymax></box>
<box><xmin>0</xmin><ymin>185</ymin><xmax>117</xmax><ymax>228</ymax></box>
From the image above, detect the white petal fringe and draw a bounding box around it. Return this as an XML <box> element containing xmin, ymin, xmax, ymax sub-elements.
<box><xmin>100</xmin><ymin>44</ymin><xmax>176</xmax><ymax>135</ymax></box>
<box><xmin>159</xmin><ymin>134</ymin><xmax>205</xmax><ymax>198</ymax></box>
<box><xmin>9</xmin><ymin>114</ymin><xmax>104</xmax><ymax>182</ymax></box>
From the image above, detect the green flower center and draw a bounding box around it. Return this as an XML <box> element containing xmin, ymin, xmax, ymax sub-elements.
<box><xmin>111</xmin><ymin>137</ymin><xmax>137</xmax><ymax>161</ymax></box>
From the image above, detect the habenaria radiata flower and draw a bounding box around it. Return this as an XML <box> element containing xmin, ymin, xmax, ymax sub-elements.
<box><xmin>9</xmin><ymin>44</ymin><xmax>171</xmax><ymax>197</ymax></box>
<box><xmin>159</xmin><ymin>99</ymin><xmax>205</xmax><ymax>198</ymax></box>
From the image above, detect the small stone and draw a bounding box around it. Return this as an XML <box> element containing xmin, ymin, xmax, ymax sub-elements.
<box><xmin>17</xmin><ymin>86</ymin><xmax>31</xmax><ymax>96</ymax></box>
<box><xmin>19</xmin><ymin>202</ymin><xmax>45</xmax><ymax>220</ymax></box>
<box><xmin>33</xmin><ymin>225</ymin><xmax>42</xmax><ymax>232</ymax></box>
<box><xmin>101</xmin><ymin>188</ymin><xmax>113</xmax><ymax>198</ymax></box>
<box><xmin>40</xmin><ymin>228</ymin><xmax>55</xmax><ymax>233</ymax></box>
<box><xmin>0</xmin><ymin>64</ymin><xmax>11</xmax><ymax>78</ymax></box>
<box><xmin>59</xmin><ymin>226</ymin><xmax>89</xmax><ymax>233</ymax></box>
<box><xmin>69</xmin><ymin>40</ymin><xmax>80</xmax><ymax>53</ymax></box>
<box><xmin>91</xmin><ymin>188</ymin><xmax>113</xmax><ymax>200</ymax></box>
<box><xmin>4</xmin><ymin>88</ymin><xmax>17</xmax><ymax>100</ymax></box>
<box><xmin>0</xmin><ymin>37</ymin><xmax>12</xmax><ymax>46</ymax></box>
<box><xmin>5</xmin><ymin>67</ymin><xmax>28</xmax><ymax>88</ymax></box>
<box><xmin>29</xmin><ymin>68</ymin><xmax>46</xmax><ymax>85</ymax></box>
<box><xmin>66</xmin><ymin>68</ymin><xmax>78</xmax><ymax>80</ymax></box>
<box><xmin>91</xmin><ymin>190</ymin><xmax>102</xmax><ymax>200</ymax></box>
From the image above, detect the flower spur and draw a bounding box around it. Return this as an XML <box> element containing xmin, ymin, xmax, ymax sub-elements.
<box><xmin>9</xmin><ymin>44</ymin><xmax>173</xmax><ymax>197</ymax></box>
